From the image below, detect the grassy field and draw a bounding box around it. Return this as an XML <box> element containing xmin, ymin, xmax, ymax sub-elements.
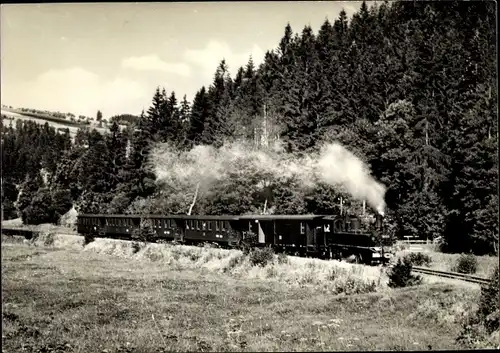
<box><xmin>2</xmin><ymin>236</ymin><xmax>487</xmax><ymax>352</ymax></box>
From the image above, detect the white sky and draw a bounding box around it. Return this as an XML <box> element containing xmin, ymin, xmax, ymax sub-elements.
<box><xmin>1</xmin><ymin>2</ymin><xmax>362</xmax><ymax>119</ymax></box>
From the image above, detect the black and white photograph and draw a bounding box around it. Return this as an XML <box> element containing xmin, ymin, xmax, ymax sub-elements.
<box><xmin>1</xmin><ymin>1</ymin><xmax>498</xmax><ymax>351</ymax></box>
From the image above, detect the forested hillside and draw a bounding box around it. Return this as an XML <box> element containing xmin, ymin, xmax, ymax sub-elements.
<box><xmin>1</xmin><ymin>1</ymin><xmax>497</xmax><ymax>255</ymax></box>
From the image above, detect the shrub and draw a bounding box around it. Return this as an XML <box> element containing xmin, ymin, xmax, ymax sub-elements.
<box><xmin>457</xmin><ymin>266</ymin><xmax>499</xmax><ymax>347</ymax></box>
<box><xmin>131</xmin><ymin>241</ymin><xmax>143</xmax><ymax>254</ymax></box>
<box><xmin>387</xmin><ymin>258</ymin><xmax>422</xmax><ymax>288</ymax></box>
<box><xmin>84</xmin><ymin>233</ymin><xmax>95</xmax><ymax>246</ymax></box>
<box><xmin>277</xmin><ymin>252</ymin><xmax>289</xmax><ymax>265</ymax></box>
<box><xmin>404</xmin><ymin>252</ymin><xmax>432</xmax><ymax>267</ymax></box>
<box><xmin>477</xmin><ymin>266</ymin><xmax>499</xmax><ymax>333</ymax></box>
<box><xmin>21</xmin><ymin>188</ymin><xmax>72</xmax><ymax>225</ymax></box>
<box><xmin>43</xmin><ymin>232</ymin><xmax>55</xmax><ymax>246</ymax></box>
<box><xmin>248</xmin><ymin>247</ymin><xmax>275</xmax><ymax>267</ymax></box>
<box><xmin>453</xmin><ymin>253</ymin><xmax>478</xmax><ymax>274</ymax></box>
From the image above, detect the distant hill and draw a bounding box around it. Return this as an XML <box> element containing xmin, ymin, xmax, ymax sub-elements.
<box><xmin>1</xmin><ymin>107</ymin><xmax>87</xmax><ymax>127</ymax></box>
<box><xmin>109</xmin><ymin>114</ymin><xmax>141</xmax><ymax>126</ymax></box>
<box><xmin>1</xmin><ymin>109</ymin><xmax>109</xmax><ymax>139</ymax></box>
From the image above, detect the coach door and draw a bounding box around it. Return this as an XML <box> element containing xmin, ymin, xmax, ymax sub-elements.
<box><xmin>305</xmin><ymin>222</ymin><xmax>315</xmax><ymax>248</ymax></box>
<box><xmin>314</xmin><ymin>223</ymin><xmax>326</xmax><ymax>247</ymax></box>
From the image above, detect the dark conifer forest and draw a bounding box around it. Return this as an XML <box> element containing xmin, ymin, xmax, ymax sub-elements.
<box><xmin>1</xmin><ymin>1</ymin><xmax>497</xmax><ymax>255</ymax></box>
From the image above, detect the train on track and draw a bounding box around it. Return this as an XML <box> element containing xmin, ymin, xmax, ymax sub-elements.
<box><xmin>77</xmin><ymin>212</ymin><xmax>394</xmax><ymax>265</ymax></box>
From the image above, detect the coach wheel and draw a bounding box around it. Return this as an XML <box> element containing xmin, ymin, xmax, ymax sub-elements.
<box><xmin>355</xmin><ymin>254</ymin><xmax>363</xmax><ymax>264</ymax></box>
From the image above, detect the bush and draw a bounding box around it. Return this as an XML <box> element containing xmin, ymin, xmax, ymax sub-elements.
<box><xmin>21</xmin><ymin>188</ymin><xmax>72</xmax><ymax>225</ymax></box>
<box><xmin>404</xmin><ymin>252</ymin><xmax>432</xmax><ymax>267</ymax></box>
<box><xmin>84</xmin><ymin>233</ymin><xmax>95</xmax><ymax>246</ymax></box>
<box><xmin>248</xmin><ymin>247</ymin><xmax>275</xmax><ymax>267</ymax></box>
<box><xmin>477</xmin><ymin>266</ymin><xmax>499</xmax><ymax>333</ymax></box>
<box><xmin>43</xmin><ymin>232</ymin><xmax>55</xmax><ymax>246</ymax></box>
<box><xmin>453</xmin><ymin>253</ymin><xmax>478</xmax><ymax>274</ymax></box>
<box><xmin>387</xmin><ymin>258</ymin><xmax>422</xmax><ymax>288</ymax></box>
<box><xmin>131</xmin><ymin>241</ymin><xmax>143</xmax><ymax>254</ymax></box>
<box><xmin>457</xmin><ymin>266</ymin><xmax>499</xmax><ymax>347</ymax></box>
<box><xmin>277</xmin><ymin>252</ymin><xmax>289</xmax><ymax>265</ymax></box>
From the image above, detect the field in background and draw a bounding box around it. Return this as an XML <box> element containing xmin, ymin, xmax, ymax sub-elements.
<box><xmin>1</xmin><ymin>109</ymin><xmax>109</xmax><ymax>138</ymax></box>
<box><xmin>2</xmin><ymin>240</ymin><xmax>482</xmax><ymax>352</ymax></box>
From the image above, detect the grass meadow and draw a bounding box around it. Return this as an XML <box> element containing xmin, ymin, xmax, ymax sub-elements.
<box><xmin>2</xmin><ymin>232</ymin><xmax>490</xmax><ymax>352</ymax></box>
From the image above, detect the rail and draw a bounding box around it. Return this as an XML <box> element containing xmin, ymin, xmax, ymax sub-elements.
<box><xmin>412</xmin><ymin>266</ymin><xmax>492</xmax><ymax>286</ymax></box>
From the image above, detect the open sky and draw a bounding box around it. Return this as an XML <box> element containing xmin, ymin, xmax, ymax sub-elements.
<box><xmin>1</xmin><ymin>2</ymin><xmax>362</xmax><ymax>119</ymax></box>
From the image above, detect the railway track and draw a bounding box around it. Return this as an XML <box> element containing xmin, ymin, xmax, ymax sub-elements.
<box><xmin>412</xmin><ymin>266</ymin><xmax>492</xmax><ymax>286</ymax></box>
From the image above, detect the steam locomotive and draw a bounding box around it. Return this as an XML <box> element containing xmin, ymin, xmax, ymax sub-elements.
<box><xmin>77</xmin><ymin>212</ymin><xmax>394</xmax><ymax>265</ymax></box>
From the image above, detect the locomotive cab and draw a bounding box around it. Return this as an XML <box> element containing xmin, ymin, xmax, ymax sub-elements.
<box><xmin>372</xmin><ymin>214</ymin><xmax>394</xmax><ymax>263</ymax></box>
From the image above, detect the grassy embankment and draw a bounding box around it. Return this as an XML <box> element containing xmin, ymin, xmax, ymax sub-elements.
<box><xmin>2</xmin><ymin>231</ymin><xmax>490</xmax><ymax>352</ymax></box>
<box><xmin>393</xmin><ymin>243</ymin><xmax>498</xmax><ymax>278</ymax></box>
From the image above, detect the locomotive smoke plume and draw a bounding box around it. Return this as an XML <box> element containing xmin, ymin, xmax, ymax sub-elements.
<box><xmin>150</xmin><ymin>140</ymin><xmax>386</xmax><ymax>215</ymax></box>
<box><xmin>314</xmin><ymin>144</ymin><xmax>386</xmax><ymax>216</ymax></box>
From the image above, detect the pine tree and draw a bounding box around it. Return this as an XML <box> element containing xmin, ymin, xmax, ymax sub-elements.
<box><xmin>202</xmin><ymin>60</ymin><xmax>234</xmax><ymax>146</ymax></box>
<box><xmin>187</xmin><ymin>86</ymin><xmax>210</xmax><ymax>147</ymax></box>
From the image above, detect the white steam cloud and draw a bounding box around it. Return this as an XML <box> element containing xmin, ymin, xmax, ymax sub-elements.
<box><xmin>150</xmin><ymin>140</ymin><xmax>386</xmax><ymax>215</ymax></box>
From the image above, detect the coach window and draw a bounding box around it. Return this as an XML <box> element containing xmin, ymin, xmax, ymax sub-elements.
<box><xmin>208</xmin><ymin>221</ymin><xmax>212</xmax><ymax>231</ymax></box>
<box><xmin>300</xmin><ymin>222</ymin><xmax>306</xmax><ymax>235</ymax></box>
<box><xmin>222</xmin><ymin>221</ymin><xmax>227</xmax><ymax>231</ymax></box>
<box><xmin>201</xmin><ymin>221</ymin><xmax>206</xmax><ymax>231</ymax></box>
<box><xmin>215</xmin><ymin>221</ymin><xmax>220</xmax><ymax>231</ymax></box>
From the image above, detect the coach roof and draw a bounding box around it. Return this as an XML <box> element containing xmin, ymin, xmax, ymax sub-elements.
<box><xmin>78</xmin><ymin>214</ymin><xmax>240</xmax><ymax>220</ymax></box>
<box><xmin>238</xmin><ymin>215</ymin><xmax>324</xmax><ymax>220</ymax></box>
